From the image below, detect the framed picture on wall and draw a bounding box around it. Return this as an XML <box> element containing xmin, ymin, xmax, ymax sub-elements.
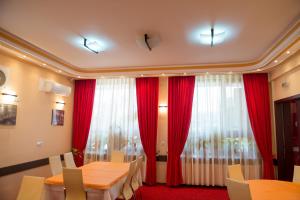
<box><xmin>0</xmin><ymin>104</ymin><xmax>17</xmax><ymax>125</ymax></box>
<box><xmin>51</xmin><ymin>109</ymin><xmax>64</xmax><ymax>126</ymax></box>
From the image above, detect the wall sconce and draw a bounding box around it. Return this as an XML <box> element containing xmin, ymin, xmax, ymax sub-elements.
<box><xmin>159</xmin><ymin>104</ymin><xmax>168</xmax><ymax>113</ymax></box>
<box><xmin>55</xmin><ymin>101</ymin><xmax>65</xmax><ymax>110</ymax></box>
<box><xmin>1</xmin><ymin>92</ymin><xmax>18</xmax><ymax>104</ymax></box>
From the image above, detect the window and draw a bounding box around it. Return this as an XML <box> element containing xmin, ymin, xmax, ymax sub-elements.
<box><xmin>183</xmin><ymin>74</ymin><xmax>260</xmax><ymax>160</ymax></box>
<box><xmin>85</xmin><ymin>78</ymin><xmax>142</xmax><ymax>163</ymax></box>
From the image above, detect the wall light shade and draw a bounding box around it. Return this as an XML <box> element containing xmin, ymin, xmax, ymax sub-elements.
<box><xmin>159</xmin><ymin>104</ymin><xmax>168</xmax><ymax>113</ymax></box>
<box><xmin>84</xmin><ymin>38</ymin><xmax>101</xmax><ymax>53</ymax></box>
<box><xmin>55</xmin><ymin>100</ymin><xmax>65</xmax><ymax>110</ymax></box>
<box><xmin>1</xmin><ymin>92</ymin><xmax>18</xmax><ymax>104</ymax></box>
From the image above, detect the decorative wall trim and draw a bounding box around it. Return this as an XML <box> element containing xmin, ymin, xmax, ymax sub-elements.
<box><xmin>0</xmin><ymin>154</ymin><xmax>64</xmax><ymax>177</ymax></box>
<box><xmin>0</xmin><ymin>20</ymin><xmax>299</xmax><ymax>77</ymax></box>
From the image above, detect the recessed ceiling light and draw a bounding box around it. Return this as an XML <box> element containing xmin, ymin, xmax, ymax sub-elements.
<box><xmin>77</xmin><ymin>75</ymin><xmax>81</xmax><ymax>78</ymax></box>
<box><xmin>161</xmin><ymin>73</ymin><xmax>165</xmax><ymax>76</ymax></box>
<box><xmin>183</xmin><ymin>72</ymin><xmax>187</xmax><ymax>75</ymax></box>
<box><xmin>58</xmin><ymin>70</ymin><xmax>62</xmax><ymax>73</ymax></box>
<box><xmin>84</xmin><ymin>38</ymin><xmax>101</xmax><ymax>54</ymax></box>
<box><xmin>256</xmin><ymin>69</ymin><xmax>262</xmax><ymax>72</ymax></box>
<box><xmin>42</xmin><ymin>63</ymin><xmax>47</xmax><ymax>66</ymax></box>
<box><xmin>274</xmin><ymin>60</ymin><xmax>278</xmax><ymax>63</ymax></box>
<box><xmin>141</xmin><ymin>74</ymin><xmax>144</xmax><ymax>77</ymax></box>
<box><xmin>286</xmin><ymin>51</ymin><xmax>290</xmax><ymax>54</ymax></box>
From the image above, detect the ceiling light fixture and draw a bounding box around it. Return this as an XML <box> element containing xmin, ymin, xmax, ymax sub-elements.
<box><xmin>256</xmin><ymin>69</ymin><xmax>262</xmax><ymax>72</ymax></box>
<box><xmin>84</xmin><ymin>38</ymin><xmax>101</xmax><ymax>54</ymax></box>
<box><xmin>200</xmin><ymin>28</ymin><xmax>226</xmax><ymax>47</ymax></box>
<box><xmin>274</xmin><ymin>60</ymin><xmax>278</xmax><ymax>63</ymax></box>
<box><xmin>286</xmin><ymin>51</ymin><xmax>290</xmax><ymax>54</ymax></box>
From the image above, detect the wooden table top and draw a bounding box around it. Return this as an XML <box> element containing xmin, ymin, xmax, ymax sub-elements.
<box><xmin>45</xmin><ymin>161</ymin><xmax>129</xmax><ymax>190</ymax></box>
<box><xmin>248</xmin><ymin>180</ymin><xmax>300</xmax><ymax>200</ymax></box>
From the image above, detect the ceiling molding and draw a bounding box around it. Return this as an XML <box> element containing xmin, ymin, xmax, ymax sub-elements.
<box><xmin>0</xmin><ymin>20</ymin><xmax>299</xmax><ymax>77</ymax></box>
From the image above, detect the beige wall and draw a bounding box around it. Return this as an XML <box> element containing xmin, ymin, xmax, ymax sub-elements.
<box><xmin>156</xmin><ymin>77</ymin><xmax>168</xmax><ymax>183</ymax></box>
<box><xmin>0</xmin><ymin>52</ymin><xmax>74</xmax><ymax>200</ymax></box>
<box><xmin>270</xmin><ymin>51</ymin><xmax>300</xmax><ymax>101</ymax></box>
<box><xmin>269</xmin><ymin>50</ymin><xmax>300</xmax><ymax>158</ymax></box>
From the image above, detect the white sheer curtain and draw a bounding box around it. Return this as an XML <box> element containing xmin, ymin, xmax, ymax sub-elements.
<box><xmin>182</xmin><ymin>74</ymin><xmax>261</xmax><ymax>186</ymax></box>
<box><xmin>84</xmin><ymin>78</ymin><xmax>142</xmax><ymax>163</ymax></box>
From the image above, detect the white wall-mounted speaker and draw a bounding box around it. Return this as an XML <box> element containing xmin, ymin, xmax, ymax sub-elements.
<box><xmin>39</xmin><ymin>79</ymin><xmax>71</xmax><ymax>96</ymax></box>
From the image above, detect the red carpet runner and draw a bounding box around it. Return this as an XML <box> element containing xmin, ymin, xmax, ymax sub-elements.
<box><xmin>135</xmin><ymin>185</ymin><xmax>229</xmax><ymax>200</ymax></box>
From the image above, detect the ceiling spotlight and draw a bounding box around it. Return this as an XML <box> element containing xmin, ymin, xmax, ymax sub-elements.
<box><xmin>200</xmin><ymin>28</ymin><xmax>226</xmax><ymax>47</ymax></box>
<box><xmin>42</xmin><ymin>63</ymin><xmax>47</xmax><ymax>66</ymax></box>
<box><xmin>286</xmin><ymin>51</ymin><xmax>290</xmax><ymax>54</ymax></box>
<box><xmin>84</xmin><ymin>38</ymin><xmax>101</xmax><ymax>54</ymax></box>
<box><xmin>183</xmin><ymin>72</ymin><xmax>187</xmax><ymax>75</ymax></box>
<box><xmin>161</xmin><ymin>73</ymin><xmax>165</xmax><ymax>76</ymax></box>
<box><xmin>58</xmin><ymin>70</ymin><xmax>62</xmax><ymax>73</ymax></box>
<box><xmin>77</xmin><ymin>75</ymin><xmax>81</xmax><ymax>78</ymax></box>
<box><xmin>141</xmin><ymin>74</ymin><xmax>144</xmax><ymax>77</ymax></box>
<box><xmin>256</xmin><ymin>69</ymin><xmax>262</xmax><ymax>72</ymax></box>
<box><xmin>274</xmin><ymin>60</ymin><xmax>278</xmax><ymax>63</ymax></box>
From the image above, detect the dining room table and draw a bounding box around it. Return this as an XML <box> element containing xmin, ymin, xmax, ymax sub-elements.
<box><xmin>248</xmin><ymin>179</ymin><xmax>300</xmax><ymax>200</ymax></box>
<box><xmin>44</xmin><ymin>161</ymin><xmax>130</xmax><ymax>200</ymax></box>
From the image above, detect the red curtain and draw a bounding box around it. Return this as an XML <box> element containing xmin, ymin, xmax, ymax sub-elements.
<box><xmin>167</xmin><ymin>76</ymin><xmax>195</xmax><ymax>186</ymax></box>
<box><xmin>243</xmin><ymin>73</ymin><xmax>274</xmax><ymax>179</ymax></box>
<box><xmin>136</xmin><ymin>77</ymin><xmax>159</xmax><ymax>185</ymax></box>
<box><xmin>72</xmin><ymin>79</ymin><xmax>96</xmax><ymax>167</ymax></box>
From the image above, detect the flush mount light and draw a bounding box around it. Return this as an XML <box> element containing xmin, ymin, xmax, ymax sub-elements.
<box><xmin>200</xmin><ymin>28</ymin><xmax>226</xmax><ymax>47</ymax></box>
<box><xmin>84</xmin><ymin>38</ymin><xmax>101</xmax><ymax>54</ymax></box>
<box><xmin>274</xmin><ymin>60</ymin><xmax>278</xmax><ymax>63</ymax></box>
<box><xmin>286</xmin><ymin>51</ymin><xmax>290</xmax><ymax>54</ymax></box>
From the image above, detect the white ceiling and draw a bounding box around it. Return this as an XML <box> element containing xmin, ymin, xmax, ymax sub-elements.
<box><xmin>0</xmin><ymin>0</ymin><xmax>299</xmax><ymax>69</ymax></box>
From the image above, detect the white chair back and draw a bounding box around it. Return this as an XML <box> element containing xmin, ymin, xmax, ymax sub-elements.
<box><xmin>63</xmin><ymin>168</ymin><xmax>86</xmax><ymax>200</ymax></box>
<box><xmin>293</xmin><ymin>165</ymin><xmax>300</xmax><ymax>183</ymax></box>
<box><xmin>228</xmin><ymin>164</ymin><xmax>245</xmax><ymax>181</ymax></box>
<box><xmin>64</xmin><ymin>152</ymin><xmax>76</xmax><ymax>168</ymax></box>
<box><xmin>16</xmin><ymin>176</ymin><xmax>45</xmax><ymax>200</ymax></box>
<box><xmin>49</xmin><ymin>155</ymin><xmax>63</xmax><ymax>175</ymax></box>
<box><xmin>131</xmin><ymin>156</ymin><xmax>143</xmax><ymax>191</ymax></box>
<box><xmin>111</xmin><ymin>151</ymin><xmax>125</xmax><ymax>163</ymax></box>
<box><xmin>226</xmin><ymin>178</ymin><xmax>252</xmax><ymax>200</ymax></box>
<box><xmin>122</xmin><ymin>160</ymin><xmax>137</xmax><ymax>200</ymax></box>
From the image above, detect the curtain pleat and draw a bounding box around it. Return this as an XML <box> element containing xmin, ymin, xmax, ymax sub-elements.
<box><xmin>243</xmin><ymin>73</ymin><xmax>274</xmax><ymax>179</ymax></box>
<box><xmin>167</xmin><ymin>76</ymin><xmax>195</xmax><ymax>186</ymax></box>
<box><xmin>72</xmin><ymin>79</ymin><xmax>96</xmax><ymax>167</ymax></box>
<box><xmin>136</xmin><ymin>77</ymin><xmax>159</xmax><ymax>185</ymax></box>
